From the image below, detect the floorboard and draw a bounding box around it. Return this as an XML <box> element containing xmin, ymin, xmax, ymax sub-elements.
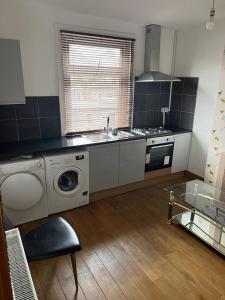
<box><xmin>20</xmin><ymin>175</ymin><xmax>225</xmax><ymax>299</ymax></box>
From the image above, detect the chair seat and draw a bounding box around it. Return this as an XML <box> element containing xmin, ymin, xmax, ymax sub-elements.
<box><xmin>22</xmin><ymin>217</ymin><xmax>81</xmax><ymax>261</ymax></box>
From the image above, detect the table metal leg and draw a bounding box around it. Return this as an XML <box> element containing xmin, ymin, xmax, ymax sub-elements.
<box><xmin>190</xmin><ymin>209</ymin><xmax>195</xmax><ymax>223</ymax></box>
<box><xmin>219</xmin><ymin>225</ymin><xmax>223</xmax><ymax>244</ymax></box>
<box><xmin>168</xmin><ymin>191</ymin><xmax>175</xmax><ymax>224</ymax></box>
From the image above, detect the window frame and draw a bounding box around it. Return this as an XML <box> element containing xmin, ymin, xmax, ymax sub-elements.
<box><xmin>56</xmin><ymin>24</ymin><xmax>136</xmax><ymax>136</ymax></box>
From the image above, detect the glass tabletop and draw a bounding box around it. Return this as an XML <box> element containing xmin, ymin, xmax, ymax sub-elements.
<box><xmin>165</xmin><ymin>179</ymin><xmax>225</xmax><ymax>226</ymax></box>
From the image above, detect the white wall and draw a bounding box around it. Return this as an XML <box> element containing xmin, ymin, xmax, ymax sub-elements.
<box><xmin>175</xmin><ymin>19</ymin><xmax>225</xmax><ymax>177</ymax></box>
<box><xmin>205</xmin><ymin>51</ymin><xmax>225</xmax><ymax>187</ymax></box>
<box><xmin>0</xmin><ymin>0</ymin><xmax>145</xmax><ymax>96</ymax></box>
<box><xmin>3</xmin><ymin>0</ymin><xmax>223</xmax><ymax>178</ymax></box>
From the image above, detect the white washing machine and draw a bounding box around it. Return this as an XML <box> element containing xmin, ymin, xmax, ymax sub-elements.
<box><xmin>44</xmin><ymin>150</ymin><xmax>89</xmax><ymax>214</ymax></box>
<box><xmin>0</xmin><ymin>156</ymin><xmax>48</xmax><ymax>225</ymax></box>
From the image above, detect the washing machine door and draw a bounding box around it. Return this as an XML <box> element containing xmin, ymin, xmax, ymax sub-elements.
<box><xmin>53</xmin><ymin>166</ymin><xmax>85</xmax><ymax>197</ymax></box>
<box><xmin>1</xmin><ymin>173</ymin><xmax>43</xmax><ymax>210</ymax></box>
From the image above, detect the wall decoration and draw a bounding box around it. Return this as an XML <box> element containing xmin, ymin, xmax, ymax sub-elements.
<box><xmin>205</xmin><ymin>50</ymin><xmax>225</xmax><ymax>187</ymax></box>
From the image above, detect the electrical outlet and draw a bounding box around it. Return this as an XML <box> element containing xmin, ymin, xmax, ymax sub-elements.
<box><xmin>161</xmin><ymin>107</ymin><xmax>170</xmax><ymax>113</ymax></box>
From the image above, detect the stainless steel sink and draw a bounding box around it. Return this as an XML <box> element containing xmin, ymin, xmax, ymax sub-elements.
<box><xmin>84</xmin><ymin>131</ymin><xmax>134</xmax><ymax>142</ymax></box>
<box><xmin>109</xmin><ymin>131</ymin><xmax>134</xmax><ymax>139</ymax></box>
<box><xmin>85</xmin><ymin>133</ymin><xmax>112</xmax><ymax>142</ymax></box>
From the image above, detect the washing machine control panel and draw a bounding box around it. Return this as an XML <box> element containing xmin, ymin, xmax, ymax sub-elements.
<box><xmin>76</xmin><ymin>155</ymin><xmax>84</xmax><ymax>160</ymax></box>
<box><xmin>46</xmin><ymin>152</ymin><xmax>87</xmax><ymax>167</ymax></box>
<box><xmin>64</xmin><ymin>155</ymin><xmax>84</xmax><ymax>164</ymax></box>
<box><xmin>65</xmin><ymin>158</ymin><xmax>74</xmax><ymax>164</ymax></box>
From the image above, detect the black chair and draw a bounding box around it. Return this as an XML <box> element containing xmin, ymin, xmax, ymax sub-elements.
<box><xmin>4</xmin><ymin>215</ymin><xmax>81</xmax><ymax>292</ymax></box>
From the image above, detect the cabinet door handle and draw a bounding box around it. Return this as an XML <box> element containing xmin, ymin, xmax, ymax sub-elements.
<box><xmin>150</xmin><ymin>143</ymin><xmax>174</xmax><ymax>149</ymax></box>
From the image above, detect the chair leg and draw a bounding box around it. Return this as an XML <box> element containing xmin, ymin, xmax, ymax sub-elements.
<box><xmin>71</xmin><ymin>253</ymin><xmax>78</xmax><ymax>292</ymax></box>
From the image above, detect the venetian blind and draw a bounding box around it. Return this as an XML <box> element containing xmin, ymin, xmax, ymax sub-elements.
<box><xmin>60</xmin><ymin>31</ymin><xmax>135</xmax><ymax>133</ymax></box>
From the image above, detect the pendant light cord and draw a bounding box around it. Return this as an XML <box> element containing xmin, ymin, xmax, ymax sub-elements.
<box><xmin>211</xmin><ymin>0</ymin><xmax>215</xmax><ymax>15</ymax></box>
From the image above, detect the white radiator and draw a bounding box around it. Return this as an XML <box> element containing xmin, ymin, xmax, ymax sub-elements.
<box><xmin>6</xmin><ymin>228</ymin><xmax>38</xmax><ymax>300</ymax></box>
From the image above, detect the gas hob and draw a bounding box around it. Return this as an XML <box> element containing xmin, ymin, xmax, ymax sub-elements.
<box><xmin>130</xmin><ymin>127</ymin><xmax>172</xmax><ymax>136</ymax></box>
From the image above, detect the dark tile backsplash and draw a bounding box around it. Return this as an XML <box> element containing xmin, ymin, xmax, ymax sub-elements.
<box><xmin>38</xmin><ymin>96</ymin><xmax>60</xmax><ymax>118</ymax></box>
<box><xmin>183</xmin><ymin>77</ymin><xmax>198</xmax><ymax>95</ymax></box>
<box><xmin>168</xmin><ymin>111</ymin><xmax>180</xmax><ymax>128</ymax></box>
<box><xmin>0</xmin><ymin>78</ymin><xmax>198</xmax><ymax>144</ymax></box>
<box><xmin>0</xmin><ymin>120</ymin><xmax>18</xmax><ymax>143</ymax></box>
<box><xmin>160</xmin><ymin>93</ymin><xmax>170</xmax><ymax>107</ymax></box>
<box><xmin>169</xmin><ymin>77</ymin><xmax>198</xmax><ymax>129</ymax></box>
<box><xmin>40</xmin><ymin>117</ymin><xmax>61</xmax><ymax>139</ymax></box>
<box><xmin>146</xmin><ymin>94</ymin><xmax>160</xmax><ymax>111</ymax></box>
<box><xmin>170</xmin><ymin>94</ymin><xmax>182</xmax><ymax>111</ymax></box>
<box><xmin>146</xmin><ymin>111</ymin><xmax>159</xmax><ymax>128</ymax></box>
<box><xmin>15</xmin><ymin>97</ymin><xmax>38</xmax><ymax>119</ymax></box>
<box><xmin>0</xmin><ymin>105</ymin><xmax>16</xmax><ymax>120</ymax></box>
<box><xmin>17</xmin><ymin>118</ymin><xmax>41</xmax><ymax>141</ymax></box>
<box><xmin>133</xmin><ymin>94</ymin><xmax>146</xmax><ymax>112</ymax></box>
<box><xmin>180</xmin><ymin>112</ymin><xmax>194</xmax><ymax>130</ymax></box>
<box><xmin>133</xmin><ymin>77</ymin><xmax>198</xmax><ymax>130</ymax></box>
<box><xmin>181</xmin><ymin>95</ymin><xmax>196</xmax><ymax>113</ymax></box>
<box><xmin>133</xmin><ymin>111</ymin><xmax>147</xmax><ymax>128</ymax></box>
<box><xmin>160</xmin><ymin>82</ymin><xmax>171</xmax><ymax>94</ymax></box>
<box><xmin>0</xmin><ymin>96</ymin><xmax>61</xmax><ymax>143</ymax></box>
<box><xmin>171</xmin><ymin>80</ymin><xmax>183</xmax><ymax>94</ymax></box>
<box><xmin>133</xmin><ymin>81</ymin><xmax>170</xmax><ymax>128</ymax></box>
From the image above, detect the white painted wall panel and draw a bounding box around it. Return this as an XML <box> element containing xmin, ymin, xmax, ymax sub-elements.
<box><xmin>0</xmin><ymin>0</ymin><xmax>145</xmax><ymax>96</ymax></box>
<box><xmin>174</xmin><ymin>19</ymin><xmax>225</xmax><ymax>177</ymax></box>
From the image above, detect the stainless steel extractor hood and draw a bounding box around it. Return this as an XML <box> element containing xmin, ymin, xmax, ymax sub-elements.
<box><xmin>136</xmin><ymin>24</ymin><xmax>180</xmax><ymax>82</ymax></box>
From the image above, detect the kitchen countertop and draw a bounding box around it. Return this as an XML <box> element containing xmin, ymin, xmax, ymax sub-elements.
<box><xmin>0</xmin><ymin>128</ymin><xmax>191</xmax><ymax>160</ymax></box>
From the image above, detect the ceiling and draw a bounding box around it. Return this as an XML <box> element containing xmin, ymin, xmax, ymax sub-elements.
<box><xmin>35</xmin><ymin>0</ymin><xmax>225</xmax><ymax>28</ymax></box>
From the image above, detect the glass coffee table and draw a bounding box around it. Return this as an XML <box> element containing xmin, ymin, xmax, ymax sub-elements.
<box><xmin>165</xmin><ymin>179</ymin><xmax>225</xmax><ymax>255</ymax></box>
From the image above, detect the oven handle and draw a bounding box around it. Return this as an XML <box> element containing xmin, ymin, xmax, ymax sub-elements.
<box><xmin>150</xmin><ymin>143</ymin><xmax>174</xmax><ymax>149</ymax></box>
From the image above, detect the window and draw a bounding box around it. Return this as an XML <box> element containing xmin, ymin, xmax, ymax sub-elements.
<box><xmin>60</xmin><ymin>31</ymin><xmax>135</xmax><ymax>133</ymax></box>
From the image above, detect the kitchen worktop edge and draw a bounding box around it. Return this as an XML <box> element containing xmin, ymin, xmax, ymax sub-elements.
<box><xmin>0</xmin><ymin>128</ymin><xmax>191</xmax><ymax>160</ymax></box>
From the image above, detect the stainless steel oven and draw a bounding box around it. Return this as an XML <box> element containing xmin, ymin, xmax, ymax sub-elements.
<box><xmin>145</xmin><ymin>136</ymin><xmax>174</xmax><ymax>172</ymax></box>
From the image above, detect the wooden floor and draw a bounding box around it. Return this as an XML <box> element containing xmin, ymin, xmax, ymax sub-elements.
<box><xmin>20</xmin><ymin>175</ymin><xmax>225</xmax><ymax>300</ymax></box>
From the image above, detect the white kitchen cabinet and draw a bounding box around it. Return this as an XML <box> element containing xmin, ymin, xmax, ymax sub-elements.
<box><xmin>172</xmin><ymin>133</ymin><xmax>192</xmax><ymax>173</ymax></box>
<box><xmin>89</xmin><ymin>143</ymin><xmax>120</xmax><ymax>193</ymax></box>
<box><xmin>0</xmin><ymin>39</ymin><xmax>25</xmax><ymax>105</ymax></box>
<box><xmin>119</xmin><ymin>139</ymin><xmax>146</xmax><ymax>186</ymax></box>
<box><xmin>89</xmin><ymin>139</ymin><xmax>146</xmax><ymax>193</ymax></box>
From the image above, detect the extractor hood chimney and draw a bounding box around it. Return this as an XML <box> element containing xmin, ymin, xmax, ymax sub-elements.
<box><xmin>136</xmin><ymin>24</ymin><xmax>180</xmax><ymax>82</ymax></box>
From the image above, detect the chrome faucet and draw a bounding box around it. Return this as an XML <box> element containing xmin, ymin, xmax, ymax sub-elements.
<box><xmin>105</xmin><ymin>115</ymin><xmax>110</xmax><ymax>134</ymax></box>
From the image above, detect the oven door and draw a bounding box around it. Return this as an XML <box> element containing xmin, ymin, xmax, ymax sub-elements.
<box><xmin>145</xmin><ymin>142</ymin><xmax>174</xmax><ymax>172</ymax></box>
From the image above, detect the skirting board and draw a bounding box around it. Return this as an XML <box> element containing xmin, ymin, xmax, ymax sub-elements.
<box><xmin>90</xmin><ymin>170</ymin><xmax>189</xmax><ymax>202</ymax></box>
<box><xmin>144</xmin><ymin>167</ymin><xmax>172</xmax><ymax>180</ymax></box>
<box><xmin>184</xmin><ymin>170</ymin><xmax>203</xmax><ymax>181</ymax></box>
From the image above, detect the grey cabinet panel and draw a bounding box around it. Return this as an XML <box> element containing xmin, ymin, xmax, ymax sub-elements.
<box><xmin>119</xmin><ymin>139</ymin><xmax>146</xmax><ymax>186</ymax></box>
<box><xmin>172</xmin><ymin>133</ymin><xmax>192</xmax><ymax>173</ymax></box>
<box><xmin>0</xmin><ymin>39</ymin><xmax>25</xmax><ymax>105</ymax></box>
<box><xmin>89</xmin><ymin>143</ymin><xmax>119</xmax><ymax>193</ymax></box>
